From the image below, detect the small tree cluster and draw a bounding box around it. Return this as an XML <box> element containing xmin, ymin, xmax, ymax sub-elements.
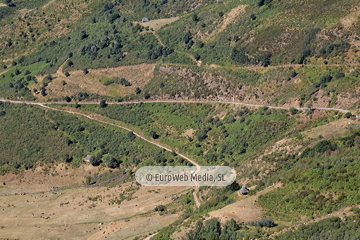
<box><xmin>154</xmin><ymin>205</ymin><xmax>166</xmax><ymax>211</ymax></box>
<box><xmin>249</xmin><ymin>217</ymin><xmax>276</xmax><ymax>227</ymax></box>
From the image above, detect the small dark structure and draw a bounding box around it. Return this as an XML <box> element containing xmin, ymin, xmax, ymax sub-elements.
<box><xmin>240</xmin><ymin>185</ymin><xmax>249</xmax><ymax>195</ymax></box>
<box><xmin>141</xmin><ymin>17</ymin><xmax>149</xmax><ymax>23</ymax></box>
<box><xmin>171</xmin><ymin>196</ymin><xmax>179</xmax><ymax>201</ymax></box>
<box><xmin>124</xmin><ymin>219</ymin><xmax>130</xmax><ymax>222</ymax></box>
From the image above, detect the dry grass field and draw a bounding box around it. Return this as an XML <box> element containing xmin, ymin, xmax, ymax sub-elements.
<box><xmin>0</xmin><ymin>163</ymin><xmax>103</xmax><ymax>195</ymax></box>
<box><xmin>0</xmin><ymin>177</ymin><xmax>191</xmax><ymax>239</ymax></box>
<box><xmin>139</xmin><ymin>17</ymin><xmax>180</xmax><ymax>31</ymax></box>
<box><xmin>302</xmin><ymin>118</ymin><xmax>359</xmax><ymax>140</ymax></box>
<box><xmin>204</xmin><ymin>5</ymin><xmax>247</xmax><ymax>42</ymax></box>
<box><xmin>36</xmin><ymin>63</ymin><xmax>156</xmax><ymax>99</ymax></box>
<box><xmin>207</xmin><ymin>183</ymin><xmax>282</xmax><ymax>224</ymax></box>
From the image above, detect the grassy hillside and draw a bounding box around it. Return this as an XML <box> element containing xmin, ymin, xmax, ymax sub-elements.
<box><xmin>0</xmin><ymin>0</ymin><xmax>359</xmax><ymax>103</ymax></box>
<box><xmin>0</xmin><ymin>101</ymin><xmax>187</xmax><ymax>174</ymax></box>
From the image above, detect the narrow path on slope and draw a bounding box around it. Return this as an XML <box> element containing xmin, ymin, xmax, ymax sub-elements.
<box><xmin>0</xmin><ymin>103</ymin><xmax>202</xmax><ymax>207</ymax></box>
<box><xmin>42</xmin><ymin>104</ymin><xmax>202</xmax><ymax>208</ymax></box>
<box><xmin>0</xmin><ymin>99</ymin><xmax>357</xmax><ymax>117</ymax></box>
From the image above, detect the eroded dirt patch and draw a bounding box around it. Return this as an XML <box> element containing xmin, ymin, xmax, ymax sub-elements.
<box><xmin>40</xmin><ymin>64</ymin><xmax>156</xmax><ymax>98</ymax></box>
<box><xmin>204</xmin><ymin>5</ymin><xmax>247</xmax><ymax>42</ymax></box>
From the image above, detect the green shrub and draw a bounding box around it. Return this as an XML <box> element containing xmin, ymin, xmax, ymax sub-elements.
<box><xmin>154</xmin><ymin>205</ymin><xmax>166</xmax><ymax>211</ymax></box>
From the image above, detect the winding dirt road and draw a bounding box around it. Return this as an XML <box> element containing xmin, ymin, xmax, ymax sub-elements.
<box><xmin>0</xmin><ymin>98</ymin><xmax>358</xmax><ymax>203</ymax></box>
<box><xmin>0</xmin><ymin>99</ymin><xmax>358</xmax><ymax>116</ymax></box>
<box><xmin>0</xmin><ymin>101</ymin><xmax>202</xmax><ymax>207</ymax></box>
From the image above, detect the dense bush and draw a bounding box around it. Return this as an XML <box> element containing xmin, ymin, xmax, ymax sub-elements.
<box><xmin>154</xmin><ymin>205</ymin><xmax>166</xmax><ymax>211</ymax></box>
<box><xmin>186</xmin><ymin>218</ymin><xmax>240</xmax><ymax>240</ymax></box>
<box><xmin>249</xmin><ymin>217</ymin><xmax>276</xmax><ymax>228</ymax></box>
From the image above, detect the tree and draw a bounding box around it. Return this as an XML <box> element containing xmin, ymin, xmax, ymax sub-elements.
<box><xmin>13</xmin><ymin>162</ymin><xmax>21</xmax><ymax>169</ymax></box>
<box><xmin>231</xmin><ymin>48</ymin><xmax>249</xmax><ymax>64</ymax></box>
<box><xmin>100</xmin><ymin>100</ymin><xmax>107</xmax><ymax>108</ymax></box>
<box><xmin>150</xmin><ymin>131</ymin><xmax>159</xmax><ymax>139</ymax></box>
<box><xmin>63</xmin><ymin>154</ymin><xmax>72</xmax><ymax>163</ymax></box>
<box><xmin>335</xmin><ymin>72</ymin><xmax>345</xmax><ymax>79</ymax></box>
<box><xmin>258</xmin><ymin>51</ymin><xmax>271</xmax><ymax>67</ymax></box>
<box><xmin>194</xmin><ymin>53</ymin><xmax>200</xmax><ymax>60</ymax></box>
<box><xmin>103</xmin><ymin>155</ymin><xmax>119</xmax><ymax>168</ymax></box>
<box><xmin>119</xmin><ymin>78</ymin><xmax>131</xmax><ymax>86</ymax></box>
<box><xmin>83</xmin><ymin>69</ymin><xmax>89</xmax><ymax>75</ymax></box>
<box><xmin>64</xmin><ymin>71</ymin><xmax>70</xmax><ymax>77</ymax></box>
<box><xmin>109</xmin><ymin>13</ymin><xmax>121</xmax><ymax>23</ymax></box>
<box><xmin>250</xmin><ymin>217</ymin><xmax>276</xmax><ymax>227</ymax></box>
<box><xmin>290</xmin><ymin>70</ymin><xmax>298</xmax><ymax>78</ymax></box>
<box><xmin>192</xmin><ymin>14</ymin><xmax>199</xmax><ymax>22</ymax></box>
<box><xmin>289</xmin><ymin>107</ymin><xmax>299</xmax><ymax>115</ymax></box>
<box><xmin>40</xmin><ymin>88</ymin><xmax>47</xmax><ymax>96</ymax></box>
<box><xmin>90</xmin><ymin>155</ymin><xmax>101</xmax><ymax>166</ymax></box>
<box><xmin>79</xmin><ymin>30</ymin><xmax>88</xmax><ymax>40</ymax></box>
<box><xmin>127</xmin><ymin>131</ymin><xmax>136</xmax><ymax>141</ymax></box>
<box><xmin>250</xmin><ymin>13</ymin><xmax>256</xmax><ymax>20</ymax></box>
<box><xmin>257</xmin><ymin>0</ymin><xmax>272</xmax><ymax>7</ymax></box>
<box><xmin>218</xmin><ymin>12</ymin><xmax>224</xmax><ymax>17</ymax></box>
<box><xmin>196</xmin><ymin>129</ymin><xmax>207</xmax><ymax>141</ymax></box>
<box><xmin>154</xmin><ymin>205</ymin><xmax>166</xmax><ymax>211</ymax></box>
<box><xmin>67</xmin><ymin>60</ymin><xmax>74</xmax><ymax>67</ymax></box>
<box><xmin>184</xmin><ymin>31</ymin><xmax>192</xmax><ymax>44</ymax></box>
<box><xmin>296</xmin><ymin>48</ymin><xmax>311</xmax><ymax>64</ymax></box>
<box><xmin>344</xmin><ymin>112</ymin><xmax>352</xmax><ymax>118</ymax></box>
<box><xmin>64</xmin><ymin>96</ymin><xmax>71</xmax><ymax>102</ymax></box>
<box><xmin>226</xmin><ymin>181</ymin><xmax>240</xmax><ymax>191</ymax></box>
<box><xmin>0</xmin><ymin>111</ymin><xmax>6</xmax><ymax>116</ymax></box>
<box><xmin>135</xmin><ymin>87</ymin><xmax>142</xmax><ymax>94</ymax></box>
<box><xmin>144</xmin><ymin>92</ymin><xmax>150</xmax><ymax>99</ymax></box>
<box><xmin>319</xmin><ymin>74</ymin><xmax>333</xmax><ymax>83</ymax></box>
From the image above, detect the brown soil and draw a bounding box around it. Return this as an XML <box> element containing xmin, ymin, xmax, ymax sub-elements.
<box><xmin>207</xmin><ymin>183</ymin><xmax>282</xmax><ymax>224</ymax></box>
<box><xmin>0</xmin><ymin>163</ymin><xmax>103</xmax><ymax>195</ymax></box>
<box><xmin>139</xmin><ymin>17</ymin><xmax>180</xmax><ymax>31</ymax></box>
<box><xmin>204</xmin><ymin>5</ymin><xmax>247</xmax><ymax>42</ymax></box>
<box><xmin>302</xmin><ymin>118</ymin><xmax>359</xmax><ymax>139</ymax></box>
<box><xmin>181</xmin><ymin>129</ymin><xmax>195</xmax><ymax>138</ymax></box>
<box><xmin>0</xmin><ymin>180</ymin><xmax>191</xmax><ymax>240</ymax></box>
<box><xmin>40</xmin><ymin>64</ymin><xmax>156</xmax><ymax>99</ymax></box>
<box><xmin>340</xmin><ymin>6</ymin><xmax>360</xmax><ymax>29</ymax></box>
